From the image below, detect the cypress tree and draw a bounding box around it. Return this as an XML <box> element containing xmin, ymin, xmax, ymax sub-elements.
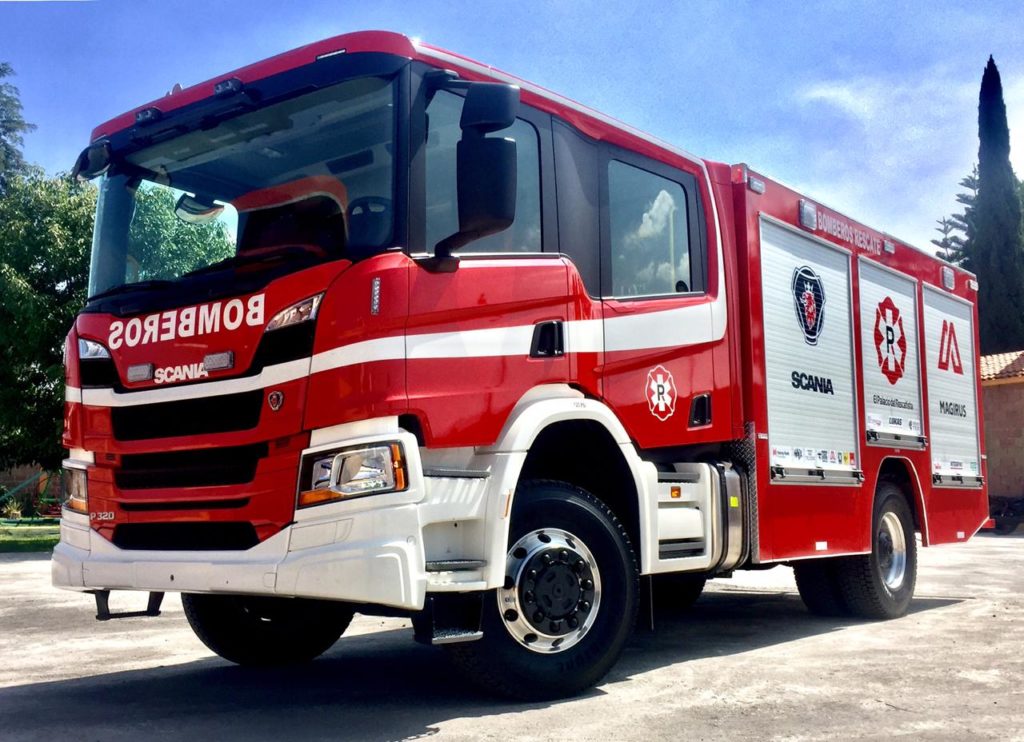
<box><xmin>973</xmin><ymin>56</ymin><xmax>1024</xmax><ymax>354</ymax></box>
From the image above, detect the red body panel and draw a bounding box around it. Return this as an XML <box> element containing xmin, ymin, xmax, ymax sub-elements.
<box><xmin>730</xmin><ymin>166</ymin><xmax>989</xmax><ymax>559</ymax></box>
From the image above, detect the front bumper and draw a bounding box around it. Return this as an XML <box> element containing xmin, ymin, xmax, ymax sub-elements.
<box><xmin>52</xmin><ymin>429</ymin><xmax>495</xmax><ymax>610</ymax></box>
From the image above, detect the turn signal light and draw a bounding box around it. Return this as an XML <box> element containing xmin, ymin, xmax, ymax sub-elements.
<box><xmin>61</xmin><ymin>466</ymin><xmax>89</xmax><ymax>514</ymax></box>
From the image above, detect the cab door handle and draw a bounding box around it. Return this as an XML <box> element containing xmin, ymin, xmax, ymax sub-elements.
<box><xmin>530</xmin><ymin>321</ymin><xmax>564</xmax><ymax>358</ymax></box>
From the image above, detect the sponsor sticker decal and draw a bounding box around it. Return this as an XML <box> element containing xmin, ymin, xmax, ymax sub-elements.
<box><xmin>792</xmin><ymin>266</ymin><xmax>826</xmax><ymax>345</ymax></box>
<box><xmin>646</xmin><ymin>365</ymin><xmax>677</xmax><ymax>421</ymax></box>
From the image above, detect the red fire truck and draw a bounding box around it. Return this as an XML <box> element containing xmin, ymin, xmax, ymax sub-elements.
<box><xmin>55</xmin><ymin>31</ymin><xmax>990</xmax><ymax>699</ymax></box>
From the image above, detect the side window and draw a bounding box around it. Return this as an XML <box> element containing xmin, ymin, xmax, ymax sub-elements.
<box><xmin>608</xmin><ymin>160</ymin><xmax>693</xmax><ymax>297</ymax></box>
<box><xmin>425</xmin><ymin>90</ymin><xmax>542</xmax><ymax>253</ymax></box>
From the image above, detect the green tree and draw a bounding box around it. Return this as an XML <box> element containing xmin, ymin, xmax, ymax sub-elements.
<box><xmin>0</xmin><ymin>63</ymin><xmax>35</xmax><ymax>190</ymax></box>
<box><xmin>0</xmin><ymin>177</ymin><xmax>235</xmax><ymax>470</ymax></box>
<box><xmin>0</xmin><ymin>170</ymin><xmax>96</xmax><ymax>470</ymax></box>
<box><xmin>972</xmin><ymin>56</ymin><xmax>1024</xmax><ymax>354</ymax></box>
<box><xmin>127</xmin><ymin>184</ymin><xmax>234</xmax><ymax>281</ymax></box>
<box><xmin>935</xmin><ymin>167</ymin><xmax>979</xmax><ymax>270</ymax></box>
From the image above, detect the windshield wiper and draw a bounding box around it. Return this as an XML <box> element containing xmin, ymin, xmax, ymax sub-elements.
<box><xmin>87</xmin><ymin>279</ymin><xmax>175</xmax><ymax>302</ymax></box>
<box><xmin>182</xmin><ymin>246</ymin><xmax>322</xmax><ymax>278</ymax></box>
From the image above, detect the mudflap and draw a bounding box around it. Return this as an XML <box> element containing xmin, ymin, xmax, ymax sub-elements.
<box><xmin>412</xmin><ymin>592</ymin><xmax>484</xmax><ymax>645</ymax></box>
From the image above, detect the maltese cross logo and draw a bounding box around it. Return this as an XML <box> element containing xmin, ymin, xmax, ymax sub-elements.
<box><xmin>646</xmin><ymin>365</ymin><xmax>677</xmax><ymax>421</ymax></box>
<box><xmin>873</xmin><ymin>296</ymin><xmax>907</xmax><ymax>385</ymax></box>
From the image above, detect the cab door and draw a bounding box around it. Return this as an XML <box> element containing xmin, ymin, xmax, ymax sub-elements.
<box><xmin>598</xmin><ymin>150</ymin><xmax>724</xmax><ymax>449</ymax></box>
<box><xmin>405</xmin><ymin>78</ymin><xmax>566</xmax><ymax>448</ymax></box>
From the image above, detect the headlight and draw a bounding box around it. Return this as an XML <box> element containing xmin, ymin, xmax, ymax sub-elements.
<box><xmin>78</xmin><ymin>338</ymin><xmax>111</xmax><ymax>360</ymax></box>
<box><xmin>298</xmin><ymin>443</ymin><xmax>407</xmax><ymax>508</ymax></box>
<box><xmin>265</xmin><ymin>293</ymin><xmax>324</xmax><ymax>332</ymax></box>
<box><xmin>61</xmin><ymin>466</ymin><xmax>89</xmax><ymax>514</ymax></box>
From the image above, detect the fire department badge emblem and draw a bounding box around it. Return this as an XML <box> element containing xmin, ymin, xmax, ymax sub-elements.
<box><xmin>646</xmin><ymin>365</ymin><xmax>677</xmax><ymax>421</ymax></box>
<box><xmin>792</xmin><ymin>265</ymin><xmax>826</xmax><ymax>345</ymax></box>
<box><xmin>873</xmin><ymin>296</ymin><xmax>907</xmax><ymax>385</ymax></box>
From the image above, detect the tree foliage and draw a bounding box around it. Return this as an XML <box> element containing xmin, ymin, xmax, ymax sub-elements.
<box><xmin>972</xmin><ymin>57</ymin><xmax>1024</xmax><ymax>354</ymax></box>
<box><xmin>0</xmin><ymin>63</ymin><xmax>35</xmax><ymax>190</ymax></box>
<box><xmin>0</xmin><ymin>170</ymin><xmax>96</xmax><ymax>469</ymax></box>
<box><xmin>127</xmin><ymin>184</ymin><xmax>234</xmax><ymax>282</ymax></box>
<box><xmin>934</xmin><ymin>167</ymin><xmax>979</xmax><ymax>269</ymax></box>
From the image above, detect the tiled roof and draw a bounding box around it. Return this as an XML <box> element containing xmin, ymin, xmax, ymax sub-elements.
<box><xmin>980</xmin><ymin>350</ymin><xmax>1024</xmax><ymax>382</ymax></box>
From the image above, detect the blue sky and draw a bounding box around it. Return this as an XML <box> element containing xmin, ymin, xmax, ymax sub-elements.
<box><xmin>4</xmin><ymin>0</ymin><xmax>1023</xmax><ymax>251</ymax></box>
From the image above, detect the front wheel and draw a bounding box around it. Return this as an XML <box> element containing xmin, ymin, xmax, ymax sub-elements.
<box><xmin>837</xmin><ymin>483</ymin><xmax>917</xmax><ymax>619</ymax></box>
<box><xmin>182</xmin><ymin>594</ymin><xmax>354</xmax><ymax>666</ymax></box>
<box><xmin>446</xmin><ymin>480</ymin><xmax>639</xmax><ymax>700</ymax></box>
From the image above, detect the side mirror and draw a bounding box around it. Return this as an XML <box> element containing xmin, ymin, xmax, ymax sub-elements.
<box><xmin>174</xmin><ymin>193</ymin><xmax>225</xmax><ymax>224</ymax></box>
<box><xmin>71</xmin><ymin>142</ymin><xmax>111</xmax><ymax>181</ymax></box>
<box><xmin>460</xmin><ymin>83</ymin><xmax>519</xmax><ymax>133</ymax></box>
<box><xmin>434</xmin><ymin>82</ymin><xmax>520</xmax><ymax>260</ymax></box>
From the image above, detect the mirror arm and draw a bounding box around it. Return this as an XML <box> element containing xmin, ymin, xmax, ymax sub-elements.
<box><xmin>424</xmin><ymin>69</ymin><xmax>471</xmax><ymax>93</ymax></box>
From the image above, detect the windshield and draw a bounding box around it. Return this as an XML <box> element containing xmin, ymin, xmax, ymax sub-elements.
<box><xmin>88</xmin><ymin>74</ymin><xmax>397</xmax><ymax>298</ymax></box>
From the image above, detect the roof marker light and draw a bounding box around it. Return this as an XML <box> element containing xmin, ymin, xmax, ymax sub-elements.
<box><xmin>798</xmin><ymin>200</ymin><xmax>818</xmax><ymax>231</ymax></box>
<box><xmin>941</xmin><ymin>266</ymin><xmax>955</xmax><ymax>291</ymax></box>
<box><xmin>135</xmin><ymin>107</ymin><xmax>161</xmax><ymax>126</ymax></box>
<box><xmin>214</xmin><ymin>77</ymin><xmax>243</xmax><ymax>97</ymax></box>
<box><xmin>748</xmin><ymin>177</ymin><xmax>765</xmax><ymax>195</ymax></box>
<box><xmin>884</xmin><ymin>240</ymin><xmax>896</xmax><ymax>254</ymax></box>
<box><xmin>968</xmin><ymin>278</ymin><xmax>979</xmax><ymax>291</ymax></box>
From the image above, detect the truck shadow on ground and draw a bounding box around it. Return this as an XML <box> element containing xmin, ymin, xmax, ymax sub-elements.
<box><xmin>0</xmin><ymin>589</ymin><xmax>962</xmax><ymax>742</ymax></box>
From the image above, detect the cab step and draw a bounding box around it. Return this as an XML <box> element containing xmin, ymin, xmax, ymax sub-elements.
<box><xmin>91</xmin><ymin>590</ymin><xmax>165</xmax><ymax>621</ymax></box>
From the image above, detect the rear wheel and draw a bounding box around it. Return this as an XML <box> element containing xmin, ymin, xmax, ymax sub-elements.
<box><xmin>446</xmin><ymin>480</ymin><xmax>639</xmax><ymax>700</ymax></box>
<box><xmin>182</xmin><ymin>594</ymin><xmax>354</xmax><ymax>666</ymax></box>
<box><xmin>793</xmin><ymin>559</ymin><xmax>848</xmax><ymax>617</ymax></box>
<box><xmin>837</xmin><ymin>482</ymin><xmax>917</xmax><ymax>619</ymax></box>
<box><xmin>994</xmin><ymin>516</ymin><xmax>1020</xmax><ymax>535</ymax></box>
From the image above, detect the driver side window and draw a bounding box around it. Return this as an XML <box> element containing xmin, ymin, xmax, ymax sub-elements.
<box><xmin>425</xmin><ymin>90</ymin><xmax>542</xmax><ymax>253</ymax></box>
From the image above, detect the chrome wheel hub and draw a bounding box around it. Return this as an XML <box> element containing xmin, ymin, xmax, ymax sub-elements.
<box><xmin>497</xmin><ymin>529</ymin><xmax>601</xmax><ymax>654</ymax></box>
<box><xmin>877</xmin><ymin>511</ymin><xmax>907</xmax><ymax>591</ymax></box>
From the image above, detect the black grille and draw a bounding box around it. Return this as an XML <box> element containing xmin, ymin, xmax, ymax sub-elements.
<box><xmin>112</xmin><ymin>522</ymin><xmax>260</xmax><ymax>551</ymax></box>
<box><xmin>115</xmin><ymin>443</ymin><xmax>268</xmax><ymax>489</ymax></box>
<box><xmin>80</xmin><ymin>358</ymin><xmax>119</xmax><ymax>387</ymax></box>
<box><xmin>250</xmin><ymin>323</ymin><xmax>315</xmax><ymax>371</ymax></box>
<box><xmin>111</xmin><ymin>390</ymin><xmax>262</xmax><ymax>441</ymax></box>
<box><xmin>120</xmin><ymin>498</ymin><xmax>250</xmax><ymax>512</ymax></box>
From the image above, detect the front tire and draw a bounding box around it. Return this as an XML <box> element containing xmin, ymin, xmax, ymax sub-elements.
<box><xmin>446</xmin><ymin>480</ymin><xmax>639</xmax><ymax>700</ymax></box>
<box><xmin>182</xmin><ymin>594</ymin><xmax>354</xmax><ymax>666</ymax></box>
<box><xmin>837</xmin><ymin>482</ymin><xmax>917</xmax><ymax>619</ymax></box>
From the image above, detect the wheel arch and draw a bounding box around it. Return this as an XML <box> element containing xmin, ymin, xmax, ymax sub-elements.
<box><xmin>479</xmin><ymin>386</ymin><xmax>656</xmax><ymax>584</ymax></box>
<box><xmin>877</xmin><ymin>456</ymin><xmax>930</xmax><ymax>546</ymax></box>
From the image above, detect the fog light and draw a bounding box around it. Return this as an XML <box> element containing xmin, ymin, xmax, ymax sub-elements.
<box><xmin>61</xmin><ymin>466</ymin><xmax>89</xmax><ymax>514</ymax></box>
<box><xmin>298</xmin><ymin>443</ymin><xmax>407</xmax><ymax>508</ymax></box>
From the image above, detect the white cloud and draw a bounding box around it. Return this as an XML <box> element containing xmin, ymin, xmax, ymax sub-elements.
<box><xmin>774</xmin><ymin>67</ymin><xmax>1024</xmax><ymax>252</ymax></box>
<box><xmin>633</xmin><ymin>189</ymin><xmax>677</xmax><ymax>241</ymax></box>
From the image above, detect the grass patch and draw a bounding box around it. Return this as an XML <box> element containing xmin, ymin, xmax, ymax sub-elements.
<box><xmin>0</xmin><ymin>524</ymin><xmax>60</xmax><ymax>553</ymax></box>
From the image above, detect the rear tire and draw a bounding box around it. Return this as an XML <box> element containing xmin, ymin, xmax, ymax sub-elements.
<box><xmin>446</xmin><ymin>480</ymin><xmax>639</xmax><ymax>701</ymax></box>
<box><xmin>793</xmin><ymin>559</ymin><xmax>848</xmax><ymax>617</ymax></box>
<box><xmin>182</xmin><ymin>594</ymin><xmax>354</xmax><ymax>666</ymax></box>
<box><xmin>993</xmin><ymin>516</ymin><xmax>1020</xmax><ymax>535</ymax></box>
<box><xmin>837</xmin><ymin>482</ymin><xmax>917</xmax><ymax>619</ymax></box>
